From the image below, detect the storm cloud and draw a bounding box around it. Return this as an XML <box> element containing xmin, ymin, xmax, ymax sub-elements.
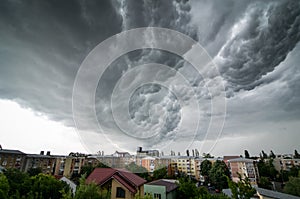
<box><xmin>0</xmin><ymin>0</ymin><xmax>299</xmax><ymax>155</ymax></box>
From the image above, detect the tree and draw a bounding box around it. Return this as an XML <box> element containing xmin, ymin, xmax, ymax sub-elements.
<box><xmin>125</xmin><ymin>162</ymin><xmax>149</xmax><ymax>179</ymax></box>
<box><xmin>0</xmin><ymin>173</ymin><xmax>9</xmax><ymax>199</ymax></box>
<box><xmin>27</xmin><ymin>167</ymin><xmax>42</xmax><ymax>176</ymax></box>
<box><xmin>257</xmin><ymin>159</ymin><xmax>278</xmax><ymax>180</ymax></box>
<box><xmin>4</xmin><ymin>168</ymin><xmax>31</xmax><ymax>197</ymax></box>
<box><xmin>227</xmin><ymin>174</ymin><xmax>256</xmax><ymax>199</ymax></box>
<box><xmin>294</xmin><ymin>150</ymin><xmax>300</xmax><ymax>159</ymax></box>
<box><xmin>75</xmin><ymin>174</ymin><xmax>110</xmax><ymax>199</ymax></box>
<box><xmin>244</xmin><ymin>150</ymin><xmax>250</xmax><ymax>159</ymax></box>
<box><xmin>203</xmin><ymin>153</ymin><xmax>214</xmax><ymax>158</ymax></box>
<box><xmin>29</xmin><ymin>173</ymin><xmax>70</xmax><ymax>199</ymax></box>
<box><xmin>153</xmin><ymin>167</ymin><xmax>167</xmax><ymax>180</ymax></box>
<box><xmin>209</xmin><ymin>160</ymin><xmax>230</xmax><ymax>190</ymax></box>
<box><xmin>269</xmin><ymin>150</ymin><xmax>276</xmax><ymax>159</ymax></box>
<box><xmin>200</xmin><ymin>159</ymin><xmax>212</xmax><ymax>183</ymax></box>
<box><xmin>261</xmin><ymin>151</ymin><xmax>268</xmax><ymax>159</ymax></box>
<box><xmin>258</xmin><ymin>176</ymin><xmax>272</xmax><ymax>189</ymax></box>
<box><xmin>284</xmin><ymin>177</ymin><xmax>300</xmax><ymax>197</ymax></box>
<box><xmin>177</xmin><ymin>177</ymin><xmax>200</xmax><ymax>199</ymax></box>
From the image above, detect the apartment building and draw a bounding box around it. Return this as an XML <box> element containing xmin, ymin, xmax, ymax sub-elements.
<box><xmin>227</xmin><ymin>157</ymin><xmax>259</xmax><ymax>185</ymax></box>
<box><xmin>53</xmin><ymin>155</ymin><xmax>85</xmax><ymax>177</ymax></box>
<box><xmin>273</xmin><ymin>158</ymin><xmax>300</xmax><ymax>171</ymax></box>
<box><xmin>0</xmin><ymin>148</ymin><xmax>26</xmax><ymax>170</ymax></box>
<box><xmin>23</xmin><ymin>151</ymin><xmax>56</xmax><ymax>174</ymax></box>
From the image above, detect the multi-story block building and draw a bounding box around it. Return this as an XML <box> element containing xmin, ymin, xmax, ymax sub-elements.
<box><xmin>273</xmin><ymin>158</ymin><xmax>300</xmax><ymax>171</ymax></box>
<box><xmin>53</xmin><ymin>156</ymin><xmax>85</xmax><ymax>177</ymax></box>
<box><xmin>227</xmin><ymin>157</ymin><xmax>259</xmax><ymax>186</ymax></box>
<box><xmin>141</xmin><ymin>156</ymin><xmax>156</xmax><ymax>173</ymax></box>
<box><xmin>0</xmin><ymin>148</ymin><xmax>26</xmax><ymax>170</ymax></box>
<box><xmin>23</xmin><ymin>151</ymin><xmax>56</xmax><ymax>174</ymax></box>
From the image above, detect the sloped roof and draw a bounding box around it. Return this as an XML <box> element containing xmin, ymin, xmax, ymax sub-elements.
<box><xmin>86</xmin><ymin>168</ymin><xmax>146</xmax><ymax>194</ymax></box>
<box><xmin>147</xmin><ymin>179</ymin><xmax>178</xmax><ymax>193</ymax></box>
<box><xmin>256</xmin><ymin>187</ymin><xmax>300</xmax><ymax>199</ymax></box>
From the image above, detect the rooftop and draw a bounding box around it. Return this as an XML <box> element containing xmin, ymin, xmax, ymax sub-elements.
<box><xmin>86</xmin><ymin>168</ymin><xmax>146</xmax><ymax>194</ymax></box>
<box><xmin>147</xmin><ymin>179</ymin><xmax>178</xmax><ymax>193</ymax></box>
<box><xmin>0</xmin><ymin>149</ymin><xmax>25</xmax><ymax>155</ymax></box>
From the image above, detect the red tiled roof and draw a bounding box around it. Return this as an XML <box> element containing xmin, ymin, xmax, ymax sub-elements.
<box><xmin>113</xmin><ymin>174</ymin><xmax>136</xmax><ymax>193</ymax></box>
<box><xmin>116</xmin><ymin>169</ymin><xmax>146</xmax><ymax>187</ymax></box>
<box><xmin>86</xmin><ymin>168</ymin><xmax>116</xmax><ymax>185</ymax></box>
<box><xmin>86</xmin><ymin>168</ymin><xmax>146</xmax><ymax>194</ymax></box>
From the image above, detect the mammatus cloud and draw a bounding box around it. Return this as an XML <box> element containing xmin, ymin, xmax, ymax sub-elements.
<box><xmin>216</xmin><ymin>0</ymin><xmax>300</xmax><ymax>92</ymax></box>
<box><xmin>0</xmin><ymin>0</ymin><xmax>299</xmax><ymax>155</ymax></box>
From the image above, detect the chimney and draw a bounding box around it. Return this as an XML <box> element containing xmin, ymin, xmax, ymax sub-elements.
<box><xmin>46</xmin><ymin>151</ymin><xmax>50</xmax><ymax>156</ymax></box>
<box><xmin>137</xmin><ymin>147</ymin><xmax>142</xmax><ymax>152</ymax></box>
<box><xmin>186</xmin><ymin>150</ymin><xmax>190</xmax><ymax>157</ymax></box>
<box><xmin>40</xmin><ymin>151</ymin><xmax>44</xmax><ymax>155</ymax></box>
<box><xmin>192</xmin><ymin>149</ymin><xmax>195</xmax><ymax>157</ymax></box>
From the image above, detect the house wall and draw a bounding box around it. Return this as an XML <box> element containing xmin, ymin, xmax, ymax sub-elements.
<box><xmin>144</xmin><ymin>184</ymin><xmax>166</xmax><ymax>199</ymax></box>
<box><xmin>111</xmin><ymin>178</ymin><xmax>134</xmax><ymax>199</ymax></box>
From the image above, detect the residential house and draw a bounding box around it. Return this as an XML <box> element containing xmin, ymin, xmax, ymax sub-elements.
<box><xmin>86</xmin><ymin>168</ymin><xmax>146</xmax><ymax>199</ymax></box>
<box><xmin>144</xmin><ymin>179</ymin><xmax>178</xmax><ymax>199</ymax></box>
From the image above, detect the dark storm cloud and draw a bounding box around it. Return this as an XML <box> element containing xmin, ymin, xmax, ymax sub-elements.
<box><xmin>217</xmin><ymin>0</ymin><xmax>300</xmax><ymax>92</ymax></box>
<box><xmin>0</xmin><ymin>0</ymin><xmax>122</xmax><ymax>124</ymax></box>
<box><xmin>1</xmin><ymin>0</ymin><xmax>300</xmax><ymax>154</ymax></box>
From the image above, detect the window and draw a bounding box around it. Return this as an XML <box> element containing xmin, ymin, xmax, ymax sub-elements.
<box><xmin>116</xmin><ymin>187</ymin><xmax>125</xmax><ymax>198</ymax></box>
<box><xmin>154</xmin><ymin>193</ymin><xmax>161</xmax><ymax>199</ymax></box>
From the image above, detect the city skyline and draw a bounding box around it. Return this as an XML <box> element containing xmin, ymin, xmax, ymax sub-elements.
<box><xmin>0</xmin><ymin>0</ymin><xmax>300</xmax><ymax>156</ymax></box>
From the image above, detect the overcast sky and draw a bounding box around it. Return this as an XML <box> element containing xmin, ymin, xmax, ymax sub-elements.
<box><xmin>0</xmin><ymin>0</ymin><xmax>299</xmax><ymax>157</ymax></box>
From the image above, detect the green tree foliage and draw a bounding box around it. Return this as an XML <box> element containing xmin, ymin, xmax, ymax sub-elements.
<box><xmin>257</xmin><ymin>159</ymin><xmax>278</xmax><ymax>180</ymax></box>
<box><xmin>244</xmin><ymin>150</ymin><xmax>250</xmax><ymax>159</ymax></box>
<box><xmin>261</xmin><ymin>151</ymin><xmax>268</xmax><ymax>159</ymax></box>
<box><xmin>294</xmin><ymin>150</ymin><xmax>300</xmax><ymax>159</ymax></box>
<box><xmin>134</xmin><ymin>191</ymin><xmax>153</xmax><ymax>199</ymax></box>
<box><xmin>0</xmin><ymin>173</ymin><xmax>9</xmax><ymax>199</ymax></box>
<box><xmin>27</xmin><ymin>167</ymin><xmax>42</xmax><ymax>176</ymax></box>
<box><xmin>284</xmin><ymin>177</ymin><xmax>300</xmax><ymax>197</ymax></box>
<box><xmin>289</xmin><ymin>166</ymin><xmax>300</xmax><ymax>177</ymax></box>
<box><xmin>197</xmin><ymin>194</ymin><xmax>230</xmax><ymax>199</ymax></box>
<box><xmin>29</xmin><ymin>173</ymin><xmax>70</xmax><ymax>199</ymax></box>
<box><xmin>153</xmin><ymin>167</ymin><xmax>167</xmax><ymax>180</ymax></box>
<box><xmin>258</xmin><ymin>176</ymin><xmax>272</xmax><ymax>189</ymax></box>
<box><xmin>3</xmin><ymin>168</ymin><xmax>31</xmax><ymax>197</ymax></box>
<box><xmin>200</xmin><ymin>159</ymin><xmax>212</xmax><ymax>183</ymax></box>
<box><xmin>227</xmin><ymin>175</ymin><xmax>256</xmax><ymax>199</ymax></box>
<box><xmin>208</xmin><ymin>160</ymin><xmax>230</xmax><ymax>190</ymax></box>
<box><xmin>203</xmin><ymin>153</ymin><xmax>214</xmax><ymax>158</ymax></box>
<box><xmin>269</xmin><ymin>150</ymin><xmax>276</xmax><ymax>159</ymax></box>
<box><xmin>75</xmin><ymin>174</ymin><xmax>110</xmax><ymax>199</ymax></box>
<box><xmin>177</xmin><ymin>177</ymin><xmax>200</xmax><ymax>199</ymax></box>
<box><xmin>80</xmin><ymin>165</ymin><xmax>95</xmax><ymax>177</ymax></box>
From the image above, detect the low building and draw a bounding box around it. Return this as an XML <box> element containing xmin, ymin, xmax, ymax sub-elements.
<box><xmin>59</xmin><ymin>176</ymin><xmax>77</xmax><ymax>195</ymax></box>
<box><xmin>0</xmin><ymin>148</ymin><xmax>26</xmax><ymax>170</ymax></box>
<box><xmin>86</xmin><ymin>168</ymin><xmax>146</xmax><ymax>199</ymax></box>
<box><xmin>144</xmin><ymin>179</ymin><xmax>178</xmax><ymax>199</ymax></box>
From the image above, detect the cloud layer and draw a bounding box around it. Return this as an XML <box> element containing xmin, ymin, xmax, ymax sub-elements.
<box><xmin>0</xmin><ymin>0</ymin><xmax>299</xmax><ymax>155</ymax></box>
